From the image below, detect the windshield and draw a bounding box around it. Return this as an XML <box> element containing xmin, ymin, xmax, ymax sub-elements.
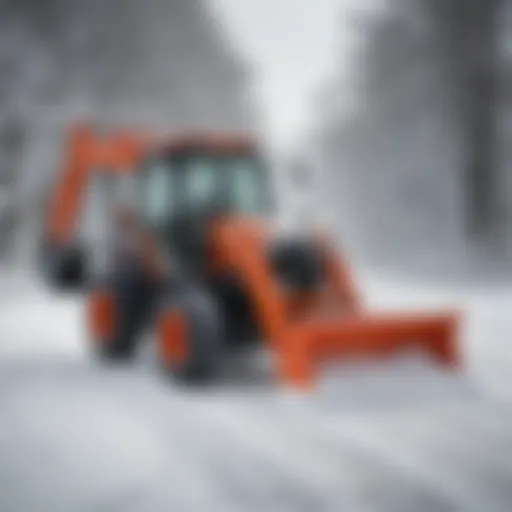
<box><xmin>142</xmin><ymin>160</ymin><xmax>176</xmax><ymax>226</ymax></box>
<box><xmin>183</xmin><ymin>157</ymin><xmax>218</xmax><ymax>208</ymax></box>
<box><xmin>179</xmin><ymin>154</ymin><xmax>270</xmax><ymax>215</ymax></box>
<box><xmin>227</xmin><ymin>156</ymin><xmax>269</xmax><ymax>215</ymax></box>
<box><xmin>140</xmin><ymin>153</ymin><xmax>271</xmax><ymax>228</ymax></box>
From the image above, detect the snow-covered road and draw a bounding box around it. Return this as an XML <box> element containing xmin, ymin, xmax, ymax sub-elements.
<box><xmin>1</xmin><ymin>275</ymin><xmax>512</xmax><ymax>512</ymax></box>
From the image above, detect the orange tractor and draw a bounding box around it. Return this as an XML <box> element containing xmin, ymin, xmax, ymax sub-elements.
<box><xmin>42</xmin><ymin>123</ymin><xmax>459</xmax><ymax>388</ymax></box>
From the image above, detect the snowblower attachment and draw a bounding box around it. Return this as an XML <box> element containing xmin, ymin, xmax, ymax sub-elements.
<box><xmin>210</xmin><ymin>221</ymin><xmax>460</xmax><ymax>389</ymax></box>
<box><xmin>278</xmin><ymin>311</ymin><xmax>458</xmax><ymax>389</ymax></box>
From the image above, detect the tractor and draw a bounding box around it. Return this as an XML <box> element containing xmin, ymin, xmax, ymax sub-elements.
<box><xmin>41</xmin><ymin>123</ymin><xmax>459</xmax><ymax>388</ymax></box>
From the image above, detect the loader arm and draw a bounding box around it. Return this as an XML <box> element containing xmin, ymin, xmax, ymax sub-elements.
<box><xmin>46</xmin><ymin>124</ymin><xmax>150</xmax><ymax>246</ymax></box>
<box><xmin>43</xmin><ymin>124</ymin><xmax>171</xmax><ymax>287</ymax></box>
<box><xmin>211</xmin><ymin>219</ymin><xmax>363</xmax><ymax>343</ymax></box>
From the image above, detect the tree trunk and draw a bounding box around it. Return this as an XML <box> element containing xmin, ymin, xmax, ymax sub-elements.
<box><xmin>462</xmin><ymin>0</ymin><xmax>501</xmax><ymax>236</ymax></box>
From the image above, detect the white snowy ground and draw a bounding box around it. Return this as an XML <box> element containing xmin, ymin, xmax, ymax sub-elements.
<box><xmin>1</xmin><ymin>272</ymin><xmax>512</xmax><ymax>512</ymax></box>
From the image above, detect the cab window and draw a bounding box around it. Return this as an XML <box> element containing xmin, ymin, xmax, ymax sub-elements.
<box><xmin>229</xmin><ymin>157</ymin><xmax>269</xmax><ymax>214</ymax></box>
<box><xmin>183</xmin><ymin>158</ymin><xmax>218</xmax><ymax>208</ymax></box>
<box><xmin>141</xmin><ymin>160</ymin><xmax>175</xmax><ymax>226</ymax></box>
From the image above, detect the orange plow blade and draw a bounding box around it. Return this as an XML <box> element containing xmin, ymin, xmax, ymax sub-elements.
<box><xmin>278</xmin><ymin>311</ymin><xmax>459</xmax><ymax>389</ymax></box>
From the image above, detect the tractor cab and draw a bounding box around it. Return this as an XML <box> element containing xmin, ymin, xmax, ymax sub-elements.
<box><xmin>136</xmin><ymin>138</ymin><xmax>273</xmax><ymax>272</ymax></box>
<box><xmin>140</xmin><ymin>149</ymin><xmax>271</xmax><ymax>226</ymax></box>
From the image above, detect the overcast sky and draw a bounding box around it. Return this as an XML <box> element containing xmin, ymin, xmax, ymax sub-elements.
<box><xmin>209</xmin><ymin>0</ymin><xmax>379</xmax><ymax>147</ymax></box>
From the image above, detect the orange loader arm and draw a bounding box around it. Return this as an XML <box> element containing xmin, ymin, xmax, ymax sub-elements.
<box><xmin>44</xmin><ymin>123</ymin><xmax>171</xmax><ymax>285</ymax></box>
<box><xmin>46</xmin><ymin>123</ymin><xmax>151</xmax><ymax>246</ymax></box>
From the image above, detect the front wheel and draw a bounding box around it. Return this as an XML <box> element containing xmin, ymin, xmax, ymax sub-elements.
<box><xmin>87</xmin><ymin>271</ymin><xmax>158</xmax><ymax>362</ymax></box>
<box><xmin>157</xmin><ymin>285</ymin><xmax>223</xmax><ymax>383</ymax></box>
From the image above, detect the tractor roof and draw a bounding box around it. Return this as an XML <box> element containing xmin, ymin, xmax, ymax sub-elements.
<box><xmin>155</xmin><ymin>131</ymin><xmax>257</xmax><ymax>155</ymax></box>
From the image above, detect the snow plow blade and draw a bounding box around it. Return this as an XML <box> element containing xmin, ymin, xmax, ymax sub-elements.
<box><xmin>278</xmin><ymin>311</ymin><xmax>459</xmax><ymax>389</ymax></box>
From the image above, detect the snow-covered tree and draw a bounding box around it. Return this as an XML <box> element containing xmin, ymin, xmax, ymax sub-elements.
<box><xmin>318</xmin><ymin>0</ymin><xmax>512</xmax><ymax>276</ymax></box>
<box><xmin>0</xmin><ymin>0</ymin><xmax>254</xmax><ymax>270</ymax></box>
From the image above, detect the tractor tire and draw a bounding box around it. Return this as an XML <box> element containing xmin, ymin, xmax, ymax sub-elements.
<box><xmin>89</xmin><ymin>269</ymin><xmax>159</xmax><ymax>362</ymax></box>
<box><xmin>158</xmin><ymin>284</ymin><xmax>223</xmax><ymax>383</ymax></box>
<box><xmin>40</xmin><ymin>242</ymin><xmax>87</xmax><ymax>291</ymax></box>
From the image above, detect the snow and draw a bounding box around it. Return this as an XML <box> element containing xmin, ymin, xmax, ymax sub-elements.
<box><xmin>1</xmin><ymin>273</ymin><xmax>512</xmax><ymax>511</ymax></box>
<box><xmin>2</xmin><ymin>272</ymin><xmax>512</xmax><ymax>398</ymax></box>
